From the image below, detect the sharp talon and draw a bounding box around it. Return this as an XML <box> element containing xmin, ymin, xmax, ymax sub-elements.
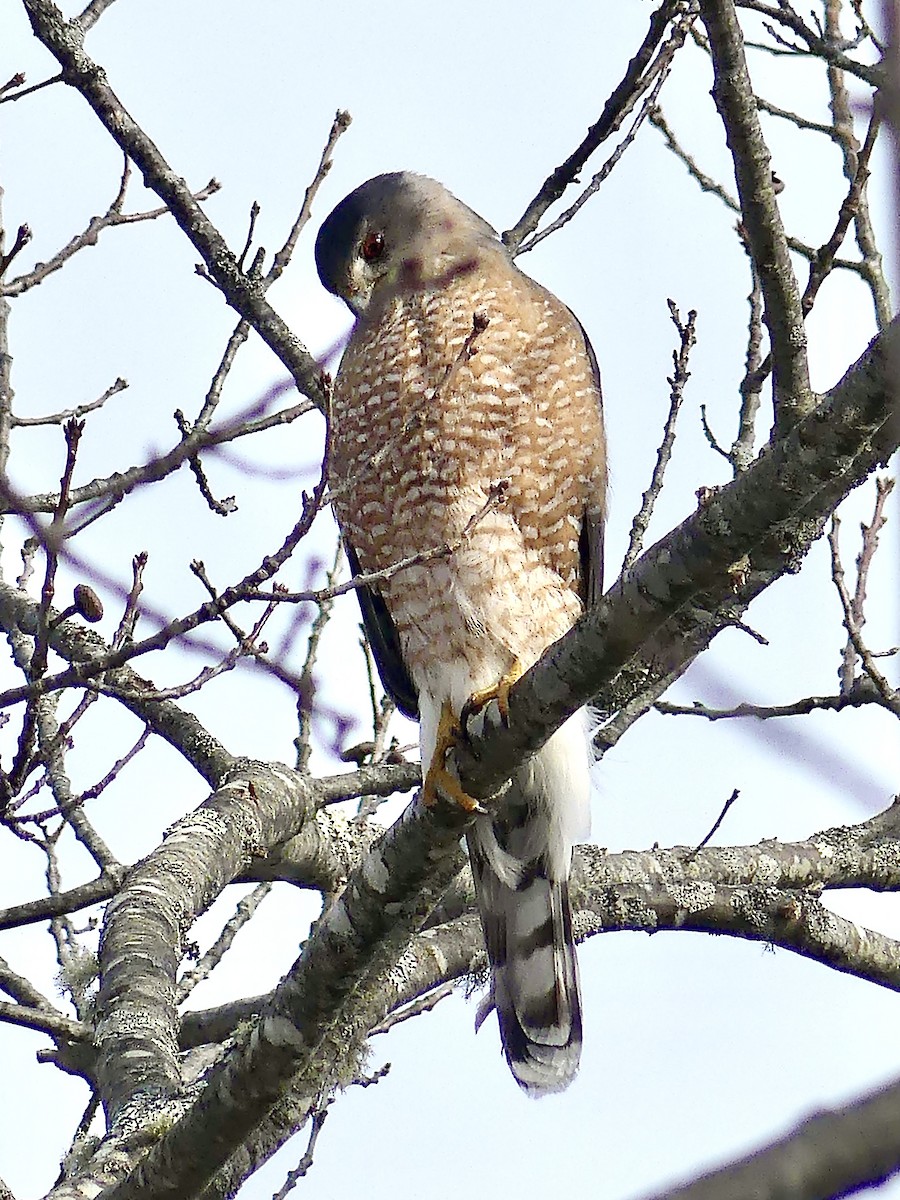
<box><xmin>461</xmin><ymin>660</ymin><xmax>525</xmax><ymax>731</ymax></box>
<box><xmin>423</xmin><ymin>764</ymin><xmax>485</xmax><ymax>812</ymax></box>
<box><xmin>422</xmin><ymin>700</ymin><xmax>482</xmax><ymax>811</ymax></box>
<box><xmin>460</xmin><ymin>696</ymin><xmax>482</xmax><ymax>729</ymax></box>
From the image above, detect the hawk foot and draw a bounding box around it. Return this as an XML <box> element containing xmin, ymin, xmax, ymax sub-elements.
<box><xmin>460</xmin><ymin>659</ymin><xmax>525</xmax><ymax>731</ymax></box>
<box><xmin>422</xmin><ymin>700</ymin><xmax>483</xmax><ymax>812</ymax></box>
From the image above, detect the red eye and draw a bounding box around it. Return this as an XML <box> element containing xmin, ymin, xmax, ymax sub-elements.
<box><xmin>361</xmin><ymin>230</ymin><xmax>385</xmax><ymax>262</ymax></box>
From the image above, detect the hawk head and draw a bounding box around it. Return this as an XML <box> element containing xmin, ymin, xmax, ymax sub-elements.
<box><xmin>315</xmin><ymin>171</ymin><xmax>500</xmax><ymax>318</ymax></box>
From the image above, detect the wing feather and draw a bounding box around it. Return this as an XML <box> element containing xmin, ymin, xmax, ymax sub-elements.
<box><xmin>570</xmin><ymin>309</ymin><xmax>605</xmax><ymax>607</ymax></box>
<box><xmin>345</xmin><ymin>541</ymin><xmax>418</xmax><ymax>718</ymax></box>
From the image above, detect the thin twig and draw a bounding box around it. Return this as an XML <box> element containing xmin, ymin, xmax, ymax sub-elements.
<box><xmin>655</xmin><ymin>676</ymin><xmax>887</xmax><ymax>719</ymax></box>
<box><xmin>295</xmin><ymin>539</ymin><xmax>344</xmax><ymax>774</ymax></box>
<box><xmin>686</xmin><ymin>788</ymin><xmax>740</xmax><ymax>860</ymax></box>
<box><xmin>829</xmin><ymin>510</ymin><xmax>900</xmax><ymax>713</ymax></box>
<box><xmin>650</xmin><ymin>103</ymin><xmax>870</xmax><ymax>278</ymax></box>
<box><xmin>176</xmin><ymin>883</ymin><xmax>273</xmax><ymax>1003</ymax></box>
<box><xmin>112</xmin><ymin>551</ymin><xmax>148</xmax><ymax>650</ymax></box>
<box><xmin>735</xmin><ymin>0</ymin><xmax>884</xmax><ymax>86</ymax></box>
<box><xmin>241</xmin><ymin>484</ymin><xmax>512</xmax><ymax>609</ymax></box>
<box><xmin>0</xmin><ymin>72</ymin><xmax>26</xmax><ymax>97</ymax></box>
<box><xmin>7</xmin><ymin>421</ymin><xmax>84</xmax><ymax>799</ymax></box>
<box><xmin>173</xmin><ymin>410</ymin><xmax>237</xmax><ymax>517</ymax></box>
<box><xmin>622</xmin><ymin>302</ymin><xmax>697</xmax><ymax>570</ymax></box>
<box><xmin>0</xmin><ymin>224</ymin><xmax>33</xmax><ymax>275</ymax></box>
<box><xmin>3</xmin><ymin>169</ymin><xmax>220</xmax><ymax>298</ymax></box>
<box><xmin>237</xmin><ymin>202</ymin><xmax>261</xmax><ymax>274</ymax></box>
<box><xmin>22</xmin><ymin>0</ymin><xmax>328</xmax><ymax>407</ymax></box>
<box><xmin>191</xmin><ymin>318</ymin><xmax>254</xmax><ymax>433</ymax></box>
<box><xmin>77</xmin><ymin>728</ymin><xmax>150</xmax><ymax>804</ymax></box>
<box><xmin>98</xmin><ymin>593</ymin><xmax>277</xmax><ymax>703</ymax></box>
<box><xmin>833</xmin><ymin>477</ymin><xmax>896</xmax><ymax>692</ymax></box>
<box><xmin>6</xmin><ymin>390</ymin><xmax>311</xmax><ymax>519</ymax></box>
<box><xmin>267</xmin><ymin>110</ymin><xmax>352</xmax><ymax>285</ymax></box>
<box><xmin>755</xmin><ymin>91</ymin><xmax>842</xmax><ymax>138</ymax></box>
<box><xmin>0</xmin><ymin>72</ymin><xmax>62</xmax><ymax>104</ymax></box>
<box><xmin>504</xmin><ymin>0</ymin><xmax>693</xmax><ymax>251</ymax></box>
<box><xmin>0</xmin><ymin>440</ymin><xmax>332</xmax><ymax>710</ymax></box>
<box><xmin>272</xmin><ymin>1105</ymin><xmax>330</xmax><ymax>1198</ymax></box>
<box><xmin>369</xmin><ymin>981</ymin><xmax>456</xmax><ymax>1035</ymax></box>
<box><xmin>518</xmin><ymin>13</ymin><xmax>696</xmax><ymax>254</ymax></box>
<box><xmin>801</xmin><ymin>107</ymin><xmax>881</xmax><ymax>318</ymax></box>
<box><xmin>12</xmin><ymin>377</ymin><xmax>128</xmax><ymax>427</ymax></box>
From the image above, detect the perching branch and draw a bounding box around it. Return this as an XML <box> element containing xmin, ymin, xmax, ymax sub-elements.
<box><xmin>457</xmin><ymin>316</ymin><xmax>900</xmax><ymax>798</ymax></box>
<box><xmin>50</xmin><ymin>315</ymin><xmax>900</xmax><ymax>1200</ymax></box>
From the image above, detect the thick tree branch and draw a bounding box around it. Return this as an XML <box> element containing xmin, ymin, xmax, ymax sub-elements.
<box><xmin>0</xmin><ymin>870</ymin><xmax>124</xmax><ymax>932</ymax></box>
<box><xmin>93</xmin><ymin>760</ymin><xmax>321</xmax><ymax>1121</ymax></box>
<box><xmin>84</xmin><ymin>789</ymin><xmax>471</xmax><ymax>1200</ymax></box>
<box><xmin>7</xmin><ymin>7</ymin><xmax>896</xmax><ymax>1199</ymax></box>
<box><xmin>39</xmin><ymin>781</ymin><xmax>900</xmax><ymax>1199</ymax></box>
<box><xmin>635</xmin><ymin>1071</ymin><xmax>900</xmax><ymax>1200</ymax></box>
<box><xmin>0</xmin><ymin>999</ymin><xmax>91</xmax><ymax>1042</ymax></box>
<box><xmin>699</xmin><ymin>0</ymin><xmax>812</xmax><ymax>429</ymax></box>
<box><xmin>175</xmin><ymin>794</ymin><xmax>900</xmax><ymax>1056</ymax></box>
<box><xmin>45</xmin><ymin>312</ymin><xmax>897</xmax><ymax>1195</ymax></box>
<box><xmin>456</xmin><ymin>316</ymin><xmax>899</xmax><ymax>795</ymax></box>
<box><xmin>578</xmin><ymin>880</ymin><xmax>900</xmax><ymax>989</ymax></box>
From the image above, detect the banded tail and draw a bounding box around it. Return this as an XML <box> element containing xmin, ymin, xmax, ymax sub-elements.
<box><xmin>468</xmin><ymin>714</ymin><xmax>590</xmax><ymax>1095</ymax></box>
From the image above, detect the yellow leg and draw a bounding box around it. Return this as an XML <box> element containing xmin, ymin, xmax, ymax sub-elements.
<box><xmin>422</xmin><ymin>701</ymin><xmax>483</xmax><ymax>812</ymax></box>
<box><xmin>460</xmin><ymin>659</ymin><xmax>525</xmax><ymax>729</ymax></box>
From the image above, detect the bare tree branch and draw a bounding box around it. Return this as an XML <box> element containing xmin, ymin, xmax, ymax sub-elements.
<box><xmin>736</xmin><ymin>0</ymin><xmax>884</xmax><ymax>86</ymax></box>
<box><xmin>457</xmin><ymin>316</ymin><xmax>900</xmax><ymax>800</ymax></box>
<box><xmin>622</xmin><ymin>301</ymin><xmax>697</xmax><ymax>571</ymax></box>
<box><xmin>504</xmin><ymin>0</ymin><xmax>695</xmax><ymax>252</ymax></box>
<box><xmin>699</xmin><ymin>0</ymin><xmax>812</xmax><ymax>430</ymax></box>
<box><xmin>0</xmin><ymin>999</ymin><xmax>91</xmax><ymax>1042</ymax></box>
<box><xmin>2</xmin><ymin>166</ymin><xmax>221</xmax><ymax>298</ymax></box>
<box><xmin>635</xmin><ymin>1071</ymin><xmax>900</xmax><ymax>1200</ymax></box>
<box><xmin>21</xmin><ymin>0</ymin><xmax>329</xmax><ymax>409</ymax></box>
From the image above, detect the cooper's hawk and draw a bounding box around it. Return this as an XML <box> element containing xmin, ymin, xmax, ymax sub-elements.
<box><xmin>315</xmin><ymin>173</ymin><xmax>607</xmax><ymax>1094</ymax></box>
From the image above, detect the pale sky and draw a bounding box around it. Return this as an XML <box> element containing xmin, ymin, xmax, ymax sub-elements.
<box><xmin>2</xmin><ymin>3</ymin><xmax>899</xmax><ymax>1198</ymax></box>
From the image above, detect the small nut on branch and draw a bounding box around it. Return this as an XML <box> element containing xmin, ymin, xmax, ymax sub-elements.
<box><xmin>50</xmin><ymin>584</ymin><xmax>104</xmax><ymax>628</ymax></box>
<box><xmin>73</xmin><ymin>584</ymin><xmax>104</xmax><ymax>622</ymax></box>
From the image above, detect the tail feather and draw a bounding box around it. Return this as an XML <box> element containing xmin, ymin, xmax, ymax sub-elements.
<box><xmin>466</xmin><ymin>715</ymin><xmax>589</xmax><ymax>1096</ymax></box>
